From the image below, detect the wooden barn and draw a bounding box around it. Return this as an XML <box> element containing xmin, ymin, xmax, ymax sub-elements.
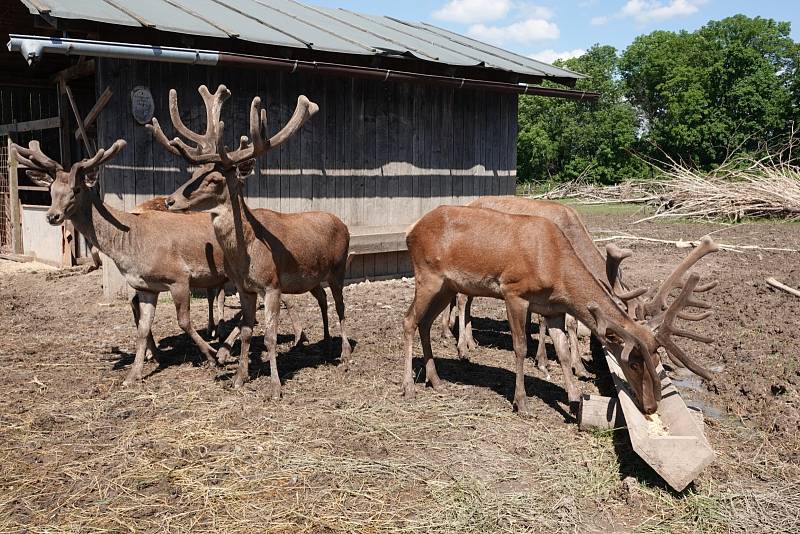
<box><xmin>0</xmin><ymin>0</ymin><xmax>591</xmax><ymax>299</ymax></box>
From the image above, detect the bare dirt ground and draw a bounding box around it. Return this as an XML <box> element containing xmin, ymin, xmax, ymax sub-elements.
<box><xmin>1</xmin><ymin>209</ymin><xmax>799</xmax><ymax>533</ymax></box>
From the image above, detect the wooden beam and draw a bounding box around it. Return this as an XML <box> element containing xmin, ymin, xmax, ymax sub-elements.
<box><xmin>52</xmin><ymin>60</ymin><xmax>96</xmax><ymax>85</ymax></box>
<box><xmin>63</xmin><ymin>83</ymin><xmax>94</xmax><ymax>154</ymax></box>
<box><xmin>8</xmin><ymin>138</ymin><xmax>23</xmax><ymax>254</ymax></box>
<box><xmin>17</xmin><ymin>185</ymin><xmax>50</xmax><ymax>191</ymax></box>
<box><xmin>0</xmin><ymin>116</ymin><xmax>61</xmax><ymax>136</ymax></box>
<box><xmin>74</xmin><ymin>86</ymin><xmax>112</xmax><ymax>140</ymax></box>
<box><xmin>348</xmin><ymin>225</ymin><xmax>409</xmax><ymax>255</ymax></box>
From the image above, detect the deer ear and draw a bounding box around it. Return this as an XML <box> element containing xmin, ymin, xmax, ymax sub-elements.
<box><xmin>83</xmin><ymin>170</ymin><xmax>100</xmax><ymax>188</ymax></box>
<box><xmin>25</xmin><ymin>170</ymin><xmax>54</xmax><ymax>187</ymax></box>
<box><xmin>236</xmin><ymin>158</ymin><xmax>256</xmax><ymax>181</ymax></box>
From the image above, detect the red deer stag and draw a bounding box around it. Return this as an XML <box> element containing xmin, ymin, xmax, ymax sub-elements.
<box><xmin>132</xmin><ymin>196</ymin><xmax>311</xmax><ymax>356</ymax></box>
<box><xmin>443</xmin><ymin>196</ymin><xmax>644</xmax><ymax>379</ymax></box>
<box><xmin>152</xmin><ymin>85</ymin><xmax>350</xmax><ymax>395</ymax></box>
<box><xmin>403</xmin><ymin>205</ymin><xmax>718</xmax><ymax>415</ymax></box>
<box><xmin>11</xmin><ymin>141</ymin><xmax>232</xmax><ymax>385</ymax></box>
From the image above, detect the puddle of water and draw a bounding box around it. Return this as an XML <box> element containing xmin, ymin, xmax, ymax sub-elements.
<box><xmin>686</xmin><ymin>399</ymin><xmax>725</xmax><ymax>421</ymax></box>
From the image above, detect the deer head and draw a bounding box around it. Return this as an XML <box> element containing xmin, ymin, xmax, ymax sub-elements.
<box><xmin>148</xmin><ymin>85</ymin><xmax>318</xmax><ymax>214</ymax></box>
<box><xmin>589</xmin><ymin>237</ymin><xmax>719</xmax><ymax>413</ymax></box>
<box><xmin>10</xmin><ymin>139</ymin><xmax>126</xmax><ymax>225</ymax></box>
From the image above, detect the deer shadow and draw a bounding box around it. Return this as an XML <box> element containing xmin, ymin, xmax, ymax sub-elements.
<box><xmin>458</xmin><ymin>316</ymin><xmax>605</xmax><ymax>378</ymax></box>
<box><xmin>413</xmin><ymin>355</ymin><xmax>576</xmax><ymax>423</ymax></box>
<box><xmin>110</xmin><ymin>319</ymin><xmax>353</xmax><ymax>385</ymax></box>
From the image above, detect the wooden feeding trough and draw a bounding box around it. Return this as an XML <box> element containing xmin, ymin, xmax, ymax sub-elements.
<box><xmin>579</xmin><ymin>352</ymin><xmax>715</xmax><ymax>492</ymax></box>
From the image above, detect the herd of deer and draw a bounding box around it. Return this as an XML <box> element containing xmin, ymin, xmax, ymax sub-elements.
<box><xmin>11</xmin><ymin>85</ymin><xmax>719</xmax><ymax>416</ymax></box>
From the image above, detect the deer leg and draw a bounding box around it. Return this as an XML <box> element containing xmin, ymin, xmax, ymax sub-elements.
<box><xmin>262</xmin><ymin>289</ymin><xmax>282</xmax><ymax>399</ymax></box>
<box><xmin>171</xmin><ymin>283</ymin><xmax>218</xmax><ymax>367</ymax></box>
<box><xmin>456</xmin><ymin>294</ymin><xmax>472</xmax><ymax>360</ymax></box>
<box><xmin>419</xmin><ymin>290</ymin><xmax>453</xmax><ymax>391</ymax></box>
<box><xmin>546</xmin><ymin>314</ymin><xmax>581</xmax><ymax>412</ymax></box>
<box><xmin>206</xmin><ymin>288</ymin><xmax>218</xmax><ymax>340</ymax></box>
<box><xmin>131</xmin><ymin>293</ymin><xmax>158</xmax><ymax>362</ymax></box>
<box><xmin>123</xmin><ymin>291</ymin><xmax>157</xmax><ymax>386</ymax></box>
<box><xmin>566</xmin><ymin>314</ymin><xmax>590</xmax><ymax>379</ymax></box>
<box><xmin>282</xmin><ymin>296</ymin><xmax>308</xmax><ymax>349</ymax></box>
<box><xmin>505</xmin><ymin>296</ymin><xmax>531</xmax><ymax>415</ymax></box>
<box><xmin>440</xmin><ymin>297</ymin><xmax>456</xmax><ymax>342</ymax></box>
<box><xmin>329</xmin><ymin>280</ymin><xmax>351</xmax><ymax>360</ymax></box>
<box><xmin>232</xmin><ymin>292</ymin><xmax>257</xmax><ymax>389</ymax></box>
<box><xmin>402</xmin><ymin>277</ymin><xmax>445</xmax><ymax>398</ymax></box>
<box><xmin>309</xmin><ymin>286</ymin><xmax>331</xmax><ymax>355</ymax></box>
<box><xmin>535</xmin><ymin>314</ymin><xmax>551</xmax><ymax>380</ymax></box>
<box><xmin>216</xmin><ymin>311</ymin><xmax>241</xmax><ymax>365</ymax></box>
<box><xmin>463</xmin><ymin>295</ymin><xmax>477</xmax><ymax>351</ymax></box>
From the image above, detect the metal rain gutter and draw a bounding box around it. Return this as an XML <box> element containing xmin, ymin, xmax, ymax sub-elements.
<box><xmin>8</xmin><ymin>35</ymin><xmax>599</xmax><ymax>102</ymax></box>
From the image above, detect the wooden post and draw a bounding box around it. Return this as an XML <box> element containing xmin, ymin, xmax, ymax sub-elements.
<box><xmin>8</xmin><ymin>136</ymin><xmax>22</xmax><ymax>254</ymax></box>
<box><xmin>578</xmin><ymin>394</ymin><xmax>625</xmax><ymax>431</ymax></box>
<box><xmin>57</xmin><ymin>80</ymin><xmax>77</xmax><ymax>266</ymax></box>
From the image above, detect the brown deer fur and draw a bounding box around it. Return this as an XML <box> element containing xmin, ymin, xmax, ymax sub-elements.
<box><xmin>443</xmin><ymin>196</ymin><xmax>638</xmax><ymax>382</ymax></box>
<box><xmin>154</xmin><ymin>85</ymin><xmax>350</xmax><ymax>395</ymax></box>
<box><xmin>11</xmin><ymin>141</ymin><xmax>229</xmax><ymax>385</ymax></box>
<box><xmin>403</xmin><ymin>205</ymin><xmax>717</xmax><ymax>415</ymax></box>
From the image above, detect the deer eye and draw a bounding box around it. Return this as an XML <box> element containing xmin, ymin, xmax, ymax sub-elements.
<box><xmin>630</xmin><ymin>361</ymin><xmax>641</xmax><ymax>372</ymax></box>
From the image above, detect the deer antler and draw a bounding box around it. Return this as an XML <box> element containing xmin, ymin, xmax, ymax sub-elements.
<box><xmin>147</xmin><ymin>85</ymin><xmax>231</xmax><ymax>164</ymax></box>
<box><xmin>14</xmin><ymin>140</ymin><xmax>63</xmax><ymax>172</ymax></box>
<box><xmin>605</xmin><ymin>243</ymin><xmax>647</xmax><ymax>315</ymax></box>
<box><xmin>588</xmin><ymin>302</ymin><xmax>661</xmax><ymax>401</ymax></box>
<box><xmin>652</xmin><ymin>273</ymin><xmax>714</xmax><ymax>380</ymax></box>
<box><xmin>148</xmin><ymin>85</ymin><xmax>318</xmax><ymax>169</ymax></box>
<box><xmin>642</xmin><ymin>236</ymin><xmax>720</xmax><ymax>318</ymax></box>
<box><xmin>69</xmin><ymin>139</ymin><xmax>126</xmax><ymax>177</ymax></box>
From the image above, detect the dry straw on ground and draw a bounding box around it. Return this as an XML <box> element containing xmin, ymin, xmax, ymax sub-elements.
<box><xmin>533</xmin><ymin>145</ymin><xmax>800</xmax><ymax>223</ymax></box>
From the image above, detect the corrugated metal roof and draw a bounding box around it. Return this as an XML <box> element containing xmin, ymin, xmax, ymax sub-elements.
<box><xmin>20</xmin><ymin>0</ymin><xmax>585</xmax><ymax>81</ymax></box>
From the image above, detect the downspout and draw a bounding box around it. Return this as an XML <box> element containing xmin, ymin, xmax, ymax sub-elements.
<box><xmin>8</xmin><ymin>34</ymin><xmax>599</xmax><ymax>102</ymax></box>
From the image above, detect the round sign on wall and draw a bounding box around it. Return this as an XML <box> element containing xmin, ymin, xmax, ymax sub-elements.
<box><xmin>130</xmin><ymin>86</ymin><xmax>155</xmax><ymax>125</ymax></box>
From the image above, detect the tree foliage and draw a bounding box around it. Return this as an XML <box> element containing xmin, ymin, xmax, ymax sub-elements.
<box><xmin>518</xmin><ymin>15</ymin><xmax>800</xmax><ymax>184</ymax></box>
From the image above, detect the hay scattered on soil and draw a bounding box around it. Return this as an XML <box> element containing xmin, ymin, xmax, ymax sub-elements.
<box><xmin>533</xmin><ymin>149</ymin><xmax>800</xmax><ymax>223</ymax></box>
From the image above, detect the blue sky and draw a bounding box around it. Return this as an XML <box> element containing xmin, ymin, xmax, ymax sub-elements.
<box><xmin>309</xmin><ymin>0</ymin><xmax>799</xmax><ymax>64</ymax></box>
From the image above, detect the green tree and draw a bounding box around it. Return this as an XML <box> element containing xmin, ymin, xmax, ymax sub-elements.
<box><xmin>517</xmin><ymin>45</ymin><xmax>643</xmax><ymax>184</ymax></box>
<box><xmin>620</xmin><ymin>15</ymin><xmax>798</xmax><ymax>166</ymax></box>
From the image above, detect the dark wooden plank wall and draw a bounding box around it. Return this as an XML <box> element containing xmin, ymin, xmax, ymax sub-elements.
<box><xmin>96</xmin><ymin>59</ymin><xmax>517</xmax><ymax>296</ymax></box>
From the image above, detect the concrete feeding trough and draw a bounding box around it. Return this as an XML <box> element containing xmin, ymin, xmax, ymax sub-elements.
<box><xmin>579</xmin><ymin>352</ymin><xmax>715</xmax><ymax>492</ymax></box>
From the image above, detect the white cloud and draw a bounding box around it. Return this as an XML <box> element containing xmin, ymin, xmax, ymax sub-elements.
<box><xmin>432</xmin><ymin>0</ymin><xmax>513</xmax><ymax>24</ymax></box>
<box><xmin>529</xmin><ymin>48</ymin><xmax>586</xmax><ymax>64</ymax></box>
<box><xmin>468</xmin><ymin>17</ymin><xmax>560</xmax><ymax>45</ymax></box>
<box><xmin>592</xmin><ymin>0</ymin><xmax>705</xmax><ymax>26</ymax></box>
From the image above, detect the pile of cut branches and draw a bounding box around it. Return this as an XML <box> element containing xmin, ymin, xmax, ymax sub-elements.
<box><xmin>530</xmin><ymin>143</ymin><xmax>800</xmax><ymax>222</ymax></box>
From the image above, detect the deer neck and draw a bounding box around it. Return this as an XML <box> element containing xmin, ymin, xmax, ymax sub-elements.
<box><xmin>209</xmin><ymin>184</ymin><xmax>254</xmax><ymax>272</ymax></box>
<box><xmin>69</xmin><ymin>192</ymin><xmax>138</xmax><ymax>266</ymax></box>
<box><xmin>566</xmin><ymin>273</ymin><xmax>653</xmax><ymax>346</ymax></box>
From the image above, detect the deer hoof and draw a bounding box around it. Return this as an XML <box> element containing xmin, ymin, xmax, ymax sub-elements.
<box><xmin>232</xmin><ymin>374</ymin><xmax>247</xmax><ymax>389</ymax></box>
<box><xmin>514</xmin><ymin>397</ymin><xmax>532</xmax><ymax>416</ymax></box>
<box><xmin>402</xmin><ymin>381</ymin><xmax>416</xmax><ymax>399</ymax></box>
<box><xmin>216</xmin><ymin>347</ymin><xmax>232</xmax><ymax>365</ymax></box>
<box><xmin>122</xmin><ymin>374</ymin><xmax>142</xmax><ymax>387</ymax></box>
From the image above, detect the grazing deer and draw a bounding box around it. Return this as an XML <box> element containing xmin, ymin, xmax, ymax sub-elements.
<box><xmin>403</xmin><ymin>205</ymin><xmax>718</xmax><ymax>415</ymax></box>
<box><xmin>443</xmin><ymin>196</ymin><xmax>642</xmax><ymax>379</ymax></box>
<box><xmin>152</xmin><ymin>85</ymin><xmax>350</xmax><ymax>395</ymax></box>
<box><xmin>10</xmin><ymin>140</ymin><xmax>262</xmax><ymax>385</ymax></box>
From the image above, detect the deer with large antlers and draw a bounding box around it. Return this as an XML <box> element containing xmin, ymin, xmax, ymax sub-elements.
<box><xmin>10</xmin><ymin>141</ymin><xmax>235</xmax><ymax>385</ymax></box>
<box><xmin>442</xmin><ymin>196</ymin><xmax>645</xmax><ymax>381</ymax></box>
<box><xmin>151</xmin><ymin>85</ymin><xmax>350</xmax><ymax>395</ymax></box>
<box><xmin>403</xmin><ymin>205</ymin><xmax>718</xmax><ymax>415</ymax></box>
<box><xmin>131</xmin><ymin>195</ymin><xmax>315</xmax><ymax>357</ymax></box>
